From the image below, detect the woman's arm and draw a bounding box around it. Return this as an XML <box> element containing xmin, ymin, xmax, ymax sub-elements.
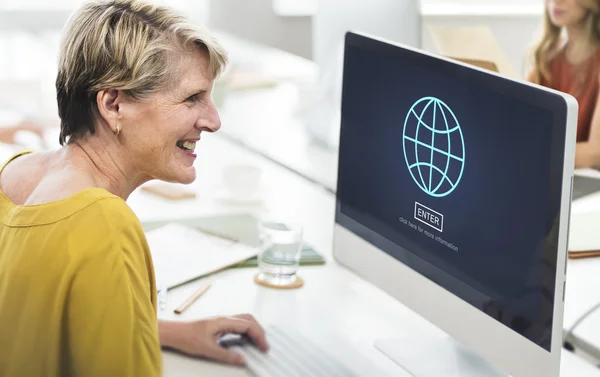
<box><xmin>524</xmin><ymin>67</ymin><xmax>600</xmax><ymax>169</ymax></box>
<box><xmin>67</xmin><ymin>241</ymin><xmax>162</xmax><ymax>377</ymax></box>
<box><xmin>575</xmin><ymin>73</ymin><xmax>600</xmax><ymax>169</ymax></box>
<box><xmin>575</xmin><ymin>141</ymin><xmax>600</xmax><ymax>168</ymax></box>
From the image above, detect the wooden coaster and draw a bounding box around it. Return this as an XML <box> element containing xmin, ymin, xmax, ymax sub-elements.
<box><xmin>254</xmin><ymin>274</ymin><xmax>304</xmax><ymax>289</ymax></box>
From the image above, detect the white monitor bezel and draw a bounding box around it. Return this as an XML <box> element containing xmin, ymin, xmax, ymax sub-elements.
<box><xmin>333</xmin><ymin>31</ymin><xmax>577</xmax><ymax>377</ymax></box>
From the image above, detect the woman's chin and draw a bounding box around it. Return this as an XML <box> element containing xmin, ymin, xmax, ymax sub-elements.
<box><xmin>549</xmin><ymin>15</ymin><xmax>569</xmax><ymax>28</ymax></box>
<box><xmin>176</xmin><ymin>171</ymin><xmax>196</xmax><ymax>185</ymax></box>
<box><xmin>163</xmin><ymin>166</ymin><xmax>196</xmax><ymax>185</ymax></box>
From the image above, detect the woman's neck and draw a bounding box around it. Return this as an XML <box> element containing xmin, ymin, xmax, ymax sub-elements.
<box><xmin>565</xmin><ymin>23</ymin><xmax>597</xmax><ymax>65</ymax></box>
<box><xmin>62</xmin><ymin>136</ymin><xmax>148</xmax><ymax>201</ymax></box>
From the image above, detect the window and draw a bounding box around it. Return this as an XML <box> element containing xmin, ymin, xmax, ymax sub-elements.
<box><xmin>0</xmin><ymin>0</ymin><xmax>209</xmax><ymax>116</ymax></box>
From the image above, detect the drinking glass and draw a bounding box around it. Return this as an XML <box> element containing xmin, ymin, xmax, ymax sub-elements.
<box><xmin>255</xmin><ymin>220</ymin><xmax>303</xmax><ymax>287</ymax></box>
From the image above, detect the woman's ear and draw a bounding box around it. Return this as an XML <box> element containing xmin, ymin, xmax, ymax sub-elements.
<box><xmin>96</xmin><ymin>89</ymin><xmax>124</xmax><ymax>133</ymax></box>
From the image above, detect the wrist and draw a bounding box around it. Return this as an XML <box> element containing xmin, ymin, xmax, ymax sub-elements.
<box><xmin>158</xmin><ymin>320</ymin><xmax>187</xmax><ymax>350</ymax></box>
<box><xmin>575</xmin><ymin>142</ymin><xmax>596</xmax><ymax>169</ymax></box>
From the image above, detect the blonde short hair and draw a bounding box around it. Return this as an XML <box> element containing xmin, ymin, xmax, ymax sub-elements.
<box><xmin>56</xmin><ymin>0</ymin><xmax>228</xmax><ymax>145</ymax></box>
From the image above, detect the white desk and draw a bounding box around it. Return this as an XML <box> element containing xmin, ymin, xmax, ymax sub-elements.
<box><xmin>215</xmin><ymin>32</ymin><xmax>338</xmax><ymax>193</ymax></box>
<box><xmin>563</xmin><ymin>169</ymin><xmax>600</xmax><ymax>362</ymax></box>
<box><xmin>119</xmin><ymin>133</ymin><xmax>600</xmax><ymax>376</ymax></box>
<box><xmin>130</xmin><ymin>133</ymin><xmax>414</xmax><ymax>377</ymax></box>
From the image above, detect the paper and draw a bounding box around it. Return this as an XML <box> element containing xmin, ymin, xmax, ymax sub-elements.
<box><xmin>569</xmin><ymin>212</ymin><xmax>600</xmax><ymax>252</ymax></box>
<box><xmin>449</xmin><ymin>57</ymin><xmax>499</xmax><ymax>73</ymax></box>
<box><xmin>146</xmin><ymin>223</ymin><xmax>258</xmax><ymax>289</ymax></box>
<box><xmin>427</xmin><ymin>24</ymin><xmax>518</xmax><ymax>78</ymax></box>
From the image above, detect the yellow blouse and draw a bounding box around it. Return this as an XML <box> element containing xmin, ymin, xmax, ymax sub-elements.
<box><xmin>0</xmin><ymin>151</ymin><xmax>162</xmax><ymax>377</ymax></box>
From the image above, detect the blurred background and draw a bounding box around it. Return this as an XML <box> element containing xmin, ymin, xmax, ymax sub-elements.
<box><xmin>0</xmin><ymin>0</ymin><xmax>545</xmax><ymax>190</ymax></box>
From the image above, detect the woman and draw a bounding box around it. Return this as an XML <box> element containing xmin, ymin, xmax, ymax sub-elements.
<box><xmin>529</xmin><ymin>0</ymin><xmax>600</xmax><ymax>168</ymax></box>
<box><xmin>0</xmin><ymin>1</ymin><xmax>268</xmax><ymax>376</ymax></box>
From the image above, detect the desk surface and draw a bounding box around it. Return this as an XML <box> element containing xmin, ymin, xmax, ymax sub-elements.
<box><xmin>131</xmin><ymin>133</ymin><xmax>411</xmax><ymax>377</ymax></box>
<box><xmin>0</xmin><ymin>116</ymin><xmax>599</xmax><ymax>375</ymax></box>
<box><xmin>563</xmin><ymin>169</ymin><xmax>600</xmax><ymax>363</ymax></box>
<box><xmin>120</xmin><ymin>132</ymin><xmax>600</xmax><ymax>376</ymax></box>
<box><xmin>215</xmin><ymin>32</ymin><xmax>339</xmax><ymax>193</ymax></box>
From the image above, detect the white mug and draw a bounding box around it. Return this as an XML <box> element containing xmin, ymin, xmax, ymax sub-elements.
<box><xmin>221</xmin><ymin>164</ymin><xmax>262</xmax><ymax>198</ymax></box>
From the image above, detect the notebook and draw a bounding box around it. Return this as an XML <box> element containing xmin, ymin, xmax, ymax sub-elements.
<box><xmin>232</xmin><ymin>243</ymin><xmax>326</xmax><ymax>268</ymax></box>
<box><xmin>144</xmin><ymin>213</ymin><xmax>326</xmax><ymax>282</ymax></box>
<box><xmin>568</xmin><ymin>211</ymin><xmax>600</xmax><ymax>259</ymax></box>
<box><xmin>427</xmin><ymin>24</ymin><xmax>517</xmax><ymax>78</ymax></box>
<box><xmin>146</xmin><ymin>222</ymin><xmax>258</xmax><ymax>289</ymax></box>
<box><xmin>191</xmin><ymin>213</ymin><xmax>326</xmax><ymax>267</ymax></box>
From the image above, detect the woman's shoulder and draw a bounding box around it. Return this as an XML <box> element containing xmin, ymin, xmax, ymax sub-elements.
<box><xmin>0</xmin><ymin>149</ymin><xmax>42</xmax><ymax>178</ymax></box>
<box><xmin>0</xmin><ymin>148</ymin><xmax>34</xmax><ymax>166</ymax></box>
<box><xmin>1</xmin><ymin>151</ymin><xmax>58</xmax><ymax>210</ymax></box>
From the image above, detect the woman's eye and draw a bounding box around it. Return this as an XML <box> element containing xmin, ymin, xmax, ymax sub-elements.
<box><xmin>186</xmin><ymin>92</ymin><xmax>205</xmax><ymax>103</ymax></box>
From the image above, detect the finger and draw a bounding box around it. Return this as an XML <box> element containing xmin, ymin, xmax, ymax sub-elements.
<box><xmin>233</xmin><ymin>313</ymin><xmax>254</xmax><ymax>321</ymax></box>
<box><xmin>232</xmin><ymin>314</ymin><xmax>269</xmax><ymax>350</ymax></box>
<box><xmin>217</xmin><ymin>318</ymin><xmax>269</xmax><ymax>352</ymax></box>
<box><xmin>203</xmin><ymin>344</ymin><xmax>246</xmax><ymax>366</ymax></box>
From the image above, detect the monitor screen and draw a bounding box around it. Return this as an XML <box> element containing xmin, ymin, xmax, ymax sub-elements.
<box><xmin>336</xmin><ymin>33</ymin><xmax>568</xmax><ymax>352</ymax></box>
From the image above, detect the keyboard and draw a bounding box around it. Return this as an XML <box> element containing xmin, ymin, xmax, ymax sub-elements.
<box><xmin>220</xmin><ymin>325</ymin><xmax>360</xmax><ymax>377</ymax></box>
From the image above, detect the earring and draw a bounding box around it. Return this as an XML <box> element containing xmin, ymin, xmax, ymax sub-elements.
<box><xmin>113</xmin><ymin>125</ymin><xmax>121</xmax><ymax>136</ymax></box>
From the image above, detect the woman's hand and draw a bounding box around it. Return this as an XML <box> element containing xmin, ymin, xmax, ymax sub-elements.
<box><xmin>158</xmin><ymin>314</ymin><xmax>269</xmax><ymax>366</ymax></box>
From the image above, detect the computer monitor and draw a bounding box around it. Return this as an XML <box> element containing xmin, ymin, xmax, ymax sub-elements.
<box><xmin>333</xmin><ymin>32</ymin><xmax>577</xmax><ymax>377</ymax></box>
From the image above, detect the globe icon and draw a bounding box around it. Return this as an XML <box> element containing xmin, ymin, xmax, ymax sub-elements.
<box><xmin>403</xmin><ymin>96</ymin><xmax>465</xmax><ymax>198</ymax></box>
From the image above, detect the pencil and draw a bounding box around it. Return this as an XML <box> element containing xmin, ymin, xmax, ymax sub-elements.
<box><xmin>174</xmin><ymin>282</ymin><xmax>212</xmax><ymax>314</ymax></box>
<box><xmin>568</xmin><ymin>249</ymin><xmax>600</xmax><ymax>259</ymax></box>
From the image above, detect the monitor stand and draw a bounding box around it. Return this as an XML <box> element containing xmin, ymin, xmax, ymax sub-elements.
<box><xmin>374</xmin><ymin>336</ymin><xmax>510</xmax><ymax>377</ymax></box>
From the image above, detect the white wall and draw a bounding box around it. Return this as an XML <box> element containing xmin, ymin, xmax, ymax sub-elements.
<box><xmin>208</xmin><ymin>0</ymin><xmax>312</xmax><ymax>59</ymax></box>
<box><xmin>206</xmin><ymin>0</ymin><xmax>545</xmax><ymax>79</ymax></box>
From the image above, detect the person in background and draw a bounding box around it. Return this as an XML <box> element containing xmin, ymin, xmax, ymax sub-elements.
<box><xmin>529</xmin><ymin>0</ymin><xmax>600</xmax><ymax>169</ymax></box>
<box><xmin>0</xmin><ymin>1</ymin><xmax>268</xmax><ymax>376</ymax></box>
